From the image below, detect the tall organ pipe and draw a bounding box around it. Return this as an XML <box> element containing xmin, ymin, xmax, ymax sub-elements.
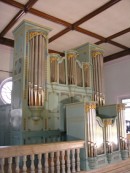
<box><xmin>86</xmin><ymin>103</ymin><xmax>97</xmax><ymax>157</ymax></box>
<box><xmin>117</xmin><ymin>104</ymin><xmax>127</xmax><ymax>150</ymax></box>
<box><xmin>92</xmin><ymin>51</ymin><xmax>104</xmax><ymax>105</ymax></box>
<box><xmin>28</xmin><ymin>33</ymin><xmax>46</xmax><ymax>107</ymax></box>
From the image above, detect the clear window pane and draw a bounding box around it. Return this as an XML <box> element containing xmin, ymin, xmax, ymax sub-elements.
<box><xmin>125</xmin><ymin>108</ymin><xmax>130</xmax><ymax>121</ymax></box>
<box><xmin>0</xmin><ymin>77</ymin><xmax>12</xmax><ymax>104</ymax></box>
<box><xmin>122</xmin><ymin>99</ymin><xmax>130</xmax><ymax>107</ymax></box>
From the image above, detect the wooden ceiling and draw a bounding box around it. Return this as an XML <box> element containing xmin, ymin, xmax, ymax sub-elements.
<box><xmin>0</xmin><ymin>0</ymin><xmax>130</xmax><ymax>62</ymax></box>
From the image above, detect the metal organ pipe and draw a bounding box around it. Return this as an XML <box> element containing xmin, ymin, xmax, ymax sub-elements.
<box><xmin>66</xmin><ymin>50</ymin><xmax>77</xmax><ymax>85</ymax></box>
<box><xmin>117</xmin><ymin>104</ymin><xmax>127</xmax><ymax>150</ymax></box>
<box><xmin>92</xmin><ymin>51</ymin><xmax>104</xmax><ymax>106</ymax></box>
<box><xmin>86</xmin><ymin>103</ymin><xmax>97</xmax><ymax>157</ymax></box>
<box><xmin>28</xmin><ymin>32</ymin><xmax>46</xmax><ymax>107</ymax></box>
<box><xmin>104</xmin><ymin>119</ymin><xmax>113</xmax><ymax>153</ymax></box>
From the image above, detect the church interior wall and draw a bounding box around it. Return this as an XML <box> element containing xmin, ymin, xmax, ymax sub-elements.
<box><xmin>104</xmin><ymin>55</ymin><xmax>130</xmax><ymax>104</ymax></box>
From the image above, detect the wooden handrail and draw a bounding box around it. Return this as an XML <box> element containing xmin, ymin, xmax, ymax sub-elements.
<box><xmin>0</xmin><ymin>140</ymin><xmax>84</xmax><ymax>158</ymax></box>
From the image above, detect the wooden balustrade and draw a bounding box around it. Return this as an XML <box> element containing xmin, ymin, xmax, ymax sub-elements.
<box><xmin>0</xmin><ymin>140</ymin><xmax>84</xmax><ymax>173</ymax></box>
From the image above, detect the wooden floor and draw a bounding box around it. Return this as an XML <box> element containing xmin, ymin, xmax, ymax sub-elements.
<box><xmin>80</xmin><ymin>157</ymin><xmax>130</xmax><ymax>173</ymax></box>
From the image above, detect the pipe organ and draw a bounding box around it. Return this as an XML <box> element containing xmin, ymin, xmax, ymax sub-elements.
<box><xmin>9</xmin><ymin>20</ymin><xmax>128</xmax><ymax>171</ymax></box>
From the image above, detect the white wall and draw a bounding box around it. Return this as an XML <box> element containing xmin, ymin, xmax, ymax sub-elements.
<box><xmin>104</xmin><ymin>55</ymin><xmax>130</xmax><ymax>104</ymax></box>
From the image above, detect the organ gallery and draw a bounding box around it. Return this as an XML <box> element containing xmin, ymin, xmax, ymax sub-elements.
<box><xmin>5</xmin><ymin>20</ymin><xmax>129</xmax><ymax>170</ymax></box>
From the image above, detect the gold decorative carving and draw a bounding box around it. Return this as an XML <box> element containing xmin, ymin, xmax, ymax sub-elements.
<box><xmin>83</xmin><ymin>64</ymin><xmax>89</xmax><ymax>69</ymax></box>
<box><xmin>67</xmin><ymin>53</ymin><xmax>77</xmax><ymax>59</ymax></box>
<box><xmin>50</xmin><ymin>57</ymin><xmax>58</xmax><ymax>63</ymax></box>
<box><xmin>104</xmin><ymin>119</ymin><xmax>113</xmax><ymax>126</ymax></box>
<box><xmin>85</xmin><ymin>103</ymin><xmax>96</xmax><ymax>112</ymax></box>
<box><xmin>116</xmin><ymin>104</ymin><xmax>125</xmax><ymax>111</ymax></box>
<box><xmin>92</xmin><ymin>51</ymin><xmax>103</xmax><ymax>58</ymax></box>
<box><xmin>29</xmin><ymin>32</ymin><xmax>47</xmax><ymax>40</ymax></box>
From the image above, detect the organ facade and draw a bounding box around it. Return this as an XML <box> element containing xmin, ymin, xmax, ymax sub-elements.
<box><xmin>7</xmin><ymin>20</ymin><xmax>128</xmax><ymax>170</ymax></box>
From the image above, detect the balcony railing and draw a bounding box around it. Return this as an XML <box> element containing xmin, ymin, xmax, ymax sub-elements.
<box><xmin>0</xmin><ymin>140</ymin><xmax>84</xmax><ymax>173</ymax></box>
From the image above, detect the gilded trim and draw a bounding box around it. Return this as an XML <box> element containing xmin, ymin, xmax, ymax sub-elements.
<box><xmin>83</xmin><ymin>64</ymin><xmax>89</xmax><ymax>69</ymax></box>
<box><xmin>85</xmin><ymin>103</ymin><xmax>96</xmax><ymax>112</ymax></box>
<box><xmin>67</xmin><ymin>53</ymin><xmax>77</xmax><ymax>59</ymax></box>
<box><xmin>116</xmin><ymin>104</ymin><xmax>125</xmax><ymax>111</ymax></box>
<box><xmin>50</xmin><ymin>57</ymin><xmax>58</xmax><ymax>63</ymax></box>
<box><xmin>92</xmin><ymin>51</ymin><xmax>103</xmax><ymax>58</ymax></box>
<box><xmin>104</xmin><ymin>119</ymin><xmax>113</xmax><ymax>126</ymax></box>
<box><xmin>29</xmin><ymin>31</ymin><xmax>47</xmax><ymax>40</ymax></box>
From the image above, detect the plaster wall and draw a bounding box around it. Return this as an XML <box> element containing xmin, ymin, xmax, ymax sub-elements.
<box><xmin>104</xmin><ymin>55</ymin><xmax>130</xmax><ymax>104</ymax></box>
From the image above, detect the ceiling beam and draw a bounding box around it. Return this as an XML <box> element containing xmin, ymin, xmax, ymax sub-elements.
<box><xmin>24</xmin><ymin>0</ymin><xmax>38</xmax><ymax>12</ymax></box>
<box><xmin>108</xmin><ymin>40</ymin><xmax>128</xmax><ymax>49</ymax></box>
<box><xmin>2</xmin><ymin>0</ymin><xmax>127</xmax><ymax>51</ymax></box>
<box><xmin>0</xmin><ymin>10</ymin><xmax>25</xmax><ymax>37</ymax></box>
<box><xmin>73</xmin><ymin>0</ymin><xmax>122</xmax><ymax>28</ymax></box>
<box><xmin>49</xmin><ymin>27</ymin><xmax>71</xmax><ymax>43</ymax></box>
<box><xmin>0</xmin><ymin>0</ymin><xmax>24</xmax><ymax>9</ymax></box>
<box><xmin>0</xmin><ymin>37</ymin><xmax>14</xmax><ymax>47</ymax></box>
<box><xmin>49</xmin><ymin>49</ymin><xmax>64</xmax><ymax>56</ymax></box>
<box><xmin>96</xmin><ymin>27</ymin><xmax>130</xmax><ymax>45</ymax></box>
<box><xmin>104</xmin><ymin>48</ymin><xmax>130</xmax><ymax>62</ymax></box>
<box><xmin>0</xmin><ymin>0</ymin><xmax>38</xmax><ymax>37</ymax></box>
<box><xmin>1</xmin><ymin>0</ymin><xmax>71</xmax><ymax>27</ymax></box>
<box><xmin>107</xmin><ymin>27</ymin><xmax>130</xmax><ymax>40</ymax></box>
<box><xmin>0</xmin><ymin>0</ymin><xmax>128</xmax><ymax>57</ymax></box>
<box><xmin>29</xmin><ymin>8</ymin><xmax>71</xmax><ymax>27</ymax></box>
<box><xmin>75</xmin><ymin>27</ymin><xmax>105</xmax><ymax>40</ymax></box>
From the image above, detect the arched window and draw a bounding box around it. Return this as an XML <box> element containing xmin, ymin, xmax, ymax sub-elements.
<box><xmin>0</xmin><ymin>77</ymin><xmax>12</xmax><ymax>104</ymax></box>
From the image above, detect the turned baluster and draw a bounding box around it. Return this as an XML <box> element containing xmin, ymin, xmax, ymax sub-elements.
<box><xmin>23</xmin><ymin>155</ymin><xmax>27</xmax><ymax>173</ymax></box>
<box><xmin>0</xmin><ymin>158</ymin><xmax>5</xmax><ymax>173</ymax></box>
<box><xmin>67</xmin><ymin>150</ymin><xmax>71</xmax><ymax>173</ymax></box>
<box><xmin>72</xmin><ymin>149</ymin><xmax>76</xmax><ymax>172</ymax></box>
<box><xmin>16</xmin><ymin>156</ymin><xmax>20</xmax><ymax>173</ymax></box>
<box><xmin>8</xmin><ymin>157</ymin><xmax>12</xmax><ymax>173</ymax></box>
<box><xmin>44</xmin><ymin>153</ymin><xmax>49</xmax><ymax>173</ymax></box>
<box><xmin>30</xmin><ymin>155</ymin><xmax>35</xmax><ymax>173</ymax></box>
<box><xmin>61</xmin><ymin>150</ymin><xmax>65</xmax><ymax>173</ymax></box>
<box><xmin>50</xmin><ymin>152</ymin><xmax>54</xmax><ymax>173</ymax></box>
<box><xmin>76</xmin><ymin>148</ymin><xmax>80</xmax><ymax>172</ymax></box>
<box><xmin>56</xmin><ymin>151</ymin><xmax>60</xmax><ymax>173</ymax></box>
<box><xmin>38</xmin><ymin>153</ymin><xmax>42</xmax><ymax>173</ymax></box>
